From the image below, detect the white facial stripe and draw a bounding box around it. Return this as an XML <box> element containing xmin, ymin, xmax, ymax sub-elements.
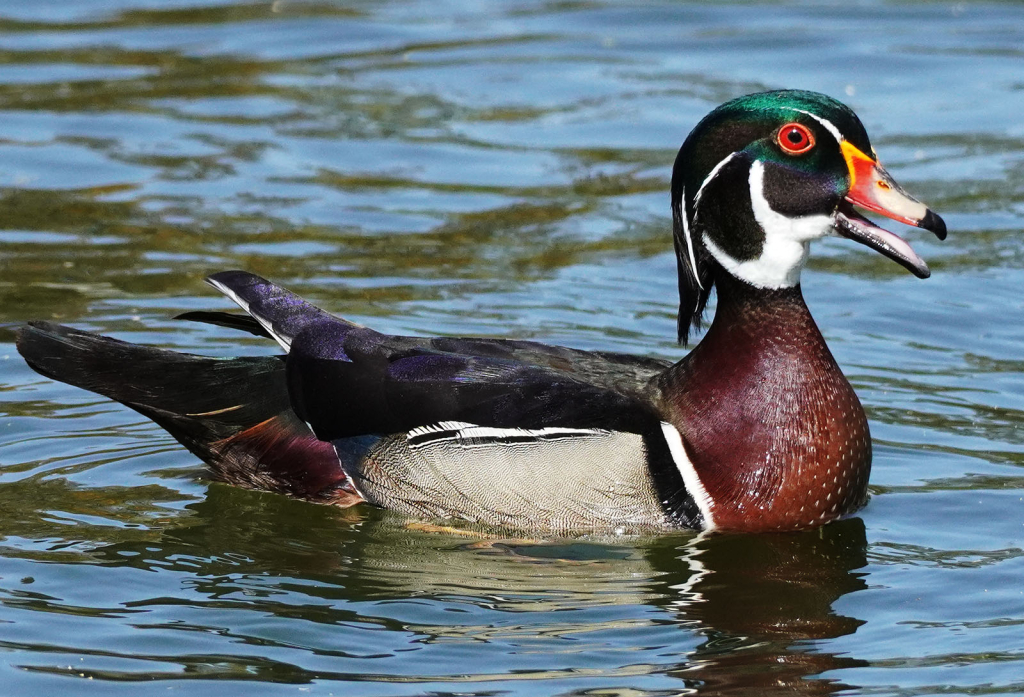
<box><xmin>660</xmin><ymin>422</ymin><xmax>715</xmax><ymax>530</ymax></box>
<box><xmin>683</xmin><ymin>151</ymin><xmax>740</xmax><ymax>292</ymax></box>
<box><xmin>679</xmin><ymin>186</ymin><xmax>704</xmax><ymax>290</ymax></box>
<box><xmin>690</xmin><ymin>152</ymin><xmax>740</xmax><ymax>287</ymax></box>
<box><xmin>786</xmin><ymin>107</ymin><xmax>843</xmax><ymax>144</ymax></box>
<box><xmin>207</xmin><ymin>277</ymin><xmax>293</xmax><ymax>351</ymax></box>
<box><xmin>694</xmin><ymin>151</ymin><xmax>738</xmax><ymax>209</ymax></box>
<box><xmin>748</xmin><ymin>160</ymin><xmax>834</xmax><ymax>243</ymax></box>
<box><xmin>702</xmin><ymin>160</ymin><xmax>832</xmax><ymax>289</ymax></box>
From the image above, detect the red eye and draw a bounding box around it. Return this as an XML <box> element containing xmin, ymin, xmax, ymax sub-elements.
<box><xmin>777</xmin><ymin>122</ymin><xmax>815</xmax><ymax>155</ymax></box>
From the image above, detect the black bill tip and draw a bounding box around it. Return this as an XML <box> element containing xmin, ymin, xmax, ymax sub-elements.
<box><xmin>920</xmin><ymin>209</ymin><xmax>947</xmax><ymax>241</ymax></box>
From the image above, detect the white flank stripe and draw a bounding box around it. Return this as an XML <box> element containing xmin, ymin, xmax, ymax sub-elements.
<box><xmin>406</xmin><ymin>421</ymin><xmax>475</xmax><ymax>439</ymax></box>
<box><xmin>786</xmin><ymin>108</ymin><xmax>843</xmax><ymax>144</ymax></box>
<box><xmin>331</xmin><ymin>441</ymin><xmax>367</xmax><ymax>500</ymax></box>
<box><xmin>660</xmin><ymin>421</ymin><xmax>715</xmax><ymax>530</ymax></box>
<box><xmin>208</xmin><ymin>277</ymin><xmax>293</xmax><ymax>351</ymax></box>
<box><xmin>407</xmin><ymin>422</ymin><xmax>609</xmax><ymax>448</ymax></box>
<box><xmin>457</xmin><ymin>425</ymin><xmax>609</xmax><ymax>440</ymax></box>
<box><xmin>679</xmin><ymin>185</ymin><xmax>703</xmax><ymax>290</ymax></box>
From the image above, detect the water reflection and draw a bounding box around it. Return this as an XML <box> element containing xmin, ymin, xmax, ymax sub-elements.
<box><xmin>46</xmin><ymin>487</ymin><xmax>869</xmax><ymax>692</ymax></box>
<box><xmin>654</xmin><ymin>521</ymin><xmax>869</xmax><ymax>695</ymax></box>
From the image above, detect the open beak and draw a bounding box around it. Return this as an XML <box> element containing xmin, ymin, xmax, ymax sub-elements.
<box><xmin>833</xmin><ymin>141</ymin><xmax>946</xmax><ymax>279</ymax></box>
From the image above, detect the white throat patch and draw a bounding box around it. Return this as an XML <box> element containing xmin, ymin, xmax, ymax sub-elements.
<box><xmin>702</xmin><ymin>159</ymin><xmax>832</xmax><ymax>289</ymax></box>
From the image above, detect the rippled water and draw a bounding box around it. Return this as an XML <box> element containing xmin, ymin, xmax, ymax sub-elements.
<box><xmin>1</xmin><ymin>1</ymin><xmax>1023</xmax><ymax>694</ymax></box>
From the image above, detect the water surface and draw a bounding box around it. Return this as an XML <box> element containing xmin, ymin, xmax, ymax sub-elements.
<box><xmin>1</xmin><ymin>1</ymin><xmax>1023</xmax><ymax>695</ymax></box>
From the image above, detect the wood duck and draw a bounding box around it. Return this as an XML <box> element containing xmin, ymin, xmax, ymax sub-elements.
<box><xmin>17</xmin><ymin>90</ymin><xmax>946</xmax><ymax>534</ymax></box>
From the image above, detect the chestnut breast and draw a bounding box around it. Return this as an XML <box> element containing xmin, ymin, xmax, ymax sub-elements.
<box><xmin>655</xmin><ymin>285</ymin><xmax>871</xmax><ymax>532</ymax></box>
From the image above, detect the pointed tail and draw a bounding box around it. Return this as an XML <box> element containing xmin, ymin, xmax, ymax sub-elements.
<box><xmin>16</xmin><ymin>321</ymin><xmax>357</xmax><ymax>505</ymax></box>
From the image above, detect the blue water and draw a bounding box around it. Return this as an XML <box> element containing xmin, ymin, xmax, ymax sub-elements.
<box><xmin>1</xmin><ymin>1</ymin><xmax>1023</xmax><ymax>694</ymax></box>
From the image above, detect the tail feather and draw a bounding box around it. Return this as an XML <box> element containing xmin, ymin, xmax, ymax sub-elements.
<box><xmin>16</xmin><ymin>321</ymin><xmax>355</xmax><ymax>503</ymax></box>
<box><xmin>206</xmin><ymin>270</ymin><xmax>358</xmax><ymax>351</ymax></box>
<box><xmin>174</xmin><ymin>310</ymin><xmax>274</xmax><ymax>339</ymax></box>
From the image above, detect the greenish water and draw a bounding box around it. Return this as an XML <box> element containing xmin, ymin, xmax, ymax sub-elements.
<box><xmin>0</xmin><ymin>1</ymin><xmax>1023</xmax><ymax>694</ymax></box>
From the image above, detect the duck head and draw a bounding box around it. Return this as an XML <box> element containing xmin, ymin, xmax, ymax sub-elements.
<box><xmin>671</xmin><ymin>89</ymin><xmax>946</xmax><ymax>344</ymax></box>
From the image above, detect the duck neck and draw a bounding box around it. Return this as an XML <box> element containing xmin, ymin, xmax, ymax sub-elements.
<box><xmin>656</xmin><ymin>274</ymin><xmax>871</xmax><ymax>532</ymax></box>
<box><xmin>697</xmin><ymin>274</ymin><xmax>818</xmax><ymax>348</ymax></box>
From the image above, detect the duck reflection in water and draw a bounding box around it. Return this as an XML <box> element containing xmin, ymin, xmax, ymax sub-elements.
<box><xmin>86</xmin><ymin>486</ymin><xmax>869</xmax><ymax>694</ymax></box>
<box><xmin>650</xmin><ymin>518</ymin><xmax>869</xmax><ymax>694</ymax></box>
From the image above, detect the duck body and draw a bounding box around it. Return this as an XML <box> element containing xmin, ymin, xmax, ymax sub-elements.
<box><xmin>17</xmin><ymin>90</ymin><xmax>946</xmax><ymax>533</ymax></box>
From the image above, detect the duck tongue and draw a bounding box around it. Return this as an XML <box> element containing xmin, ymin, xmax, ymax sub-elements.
<box><xmin>833</xmin><ymin>201</ymin><xmax>931</xmax><ymax>279</ymax></box>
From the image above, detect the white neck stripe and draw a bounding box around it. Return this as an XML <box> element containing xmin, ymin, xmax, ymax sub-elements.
<box><xmin>660</xmin><ymin>422</ymin><xmax>716</xmax><ymax>530</ymax></box>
